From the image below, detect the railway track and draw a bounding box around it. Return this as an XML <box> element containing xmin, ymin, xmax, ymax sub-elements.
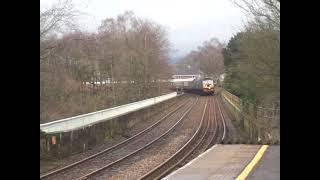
<box><xmin>214</xmin><ymin>95</ymin><xmax>226</xmax><ymax>144</ymax></box>
<box><xmin>205</xmin><ymin>95</ymin><xmax>219</xmax><ymax>148</ymax></box>
<box><xmin>40</xmin><ymin>95</ymin><xmax>187</xmax><ymax>175</ymax></box>
<box><xmin>180</xmin><ymin>95</ymin><xmax>218</xmax><ymax>164</ymax></box>
<box><xmin>41</xmin><ymin>95</ymin><xmax>231</xmax><ymax>180</ymax></box>
<box><xmin>41</xmin><ymin>96</ymin><xmax>198</xmax><ymax>180</ymax></box>
<box><xmin>75</xmin><ymin>97</ymin><xmax>199</xmax><ymax>180</ymax></box>
<box><xmin>137</xmin><ymin>96</ymin><xmax>227</xmax><ymax>180</ymax></box>
<box><xmin>90</xmin><ymin>96</ymin><xmax>207</xmax><ymax>179</ymax></box>
<box><xmin>216</xmin><ymin>94</ymin><xmax>241</xmax><ymax>144</ymax></box>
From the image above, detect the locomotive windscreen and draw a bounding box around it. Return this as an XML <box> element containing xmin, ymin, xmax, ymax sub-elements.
<box><xmin>202</xmin><ymin>79</ymin><xmax>214</xmax><ymax>87</ymax></box>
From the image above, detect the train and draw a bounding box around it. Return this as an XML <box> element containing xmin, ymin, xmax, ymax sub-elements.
<box><xmin>172</xmin><ymin>75</ymin><xmax>216</xmax><ymax>95</ymax></box>
<box><xmin>202</xmin><ymin>78</ymin><xmax>215</xmax><ymax>94</ymax></box>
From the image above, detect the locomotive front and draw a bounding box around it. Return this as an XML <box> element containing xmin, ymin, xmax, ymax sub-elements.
<box><xmin>202</xmin><ymin>78</ymin><xmax>215</xmax><ymax>94</ymax></box>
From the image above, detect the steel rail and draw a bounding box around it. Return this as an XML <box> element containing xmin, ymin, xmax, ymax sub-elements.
<box><xmin>75</xmin><ymin>97</ymin><xmax>199</xmax><ymax>180</ymax></box>
<box><xmin>137</xmin><ymin>97</ymin><xmax>210</xmax><ymax>180</ymax></box>
<box><xmin>40</xmin><ymin>97</ymin><xmax>192</xmax><ymax>179</ymax></box>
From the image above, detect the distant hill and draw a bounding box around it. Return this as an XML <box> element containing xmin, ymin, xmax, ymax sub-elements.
<box><xmin>168</xmin><ymin>55</ymin><xmax>184</xmax><ymax>65</ymax></box>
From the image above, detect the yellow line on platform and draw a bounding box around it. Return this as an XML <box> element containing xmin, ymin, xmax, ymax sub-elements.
<box><xmin>236</xmin><ymin>145</ymin><xmax>269</xmax><ymax>180</ymax></box>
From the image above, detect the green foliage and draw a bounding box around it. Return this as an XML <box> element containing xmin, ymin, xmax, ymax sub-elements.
<box><xmin>223</xmin><ymin>32</ymin><xmax>244</xmax><ymax>67</ymax></box>
<box><xmin>224</xmin><ymin>0</ymin><xmax>280</xmax><ymax>106</ymax></box>
<box><xmin>223</xmin><ymin>26</ymin><xmax>279</xmax><ymax>105</ymax></box>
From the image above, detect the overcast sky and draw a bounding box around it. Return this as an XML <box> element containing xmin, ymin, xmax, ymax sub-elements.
<box><xmin>41</xmin><ymin>0</ymin><xmax>248</xmax><ymax>58</ymax></box>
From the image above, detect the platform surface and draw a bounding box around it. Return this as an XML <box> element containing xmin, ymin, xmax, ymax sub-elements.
<box><xmin>163</xmin><ymin>144</ymin><xmax>261</xmax><ymax>180</ymax></box>
<box><xmin>248</xmin><ymin>145</ymin><xmax>280</xmax><ymax>180</ymax></box>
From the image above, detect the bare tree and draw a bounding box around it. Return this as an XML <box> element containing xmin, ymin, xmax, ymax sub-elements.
<box><xmin>40</xmin><ymin>0</ymin><xmax>81</xmax><ymax>40</ymax></box>
<box><xmin>177</xmin><ymin>38</ymin><xmax>224</xmax><ymax>79</ymax></box>
<box><xmin>40</xmin><ymin>11</ymin><xmax>173</xmax><ymax>123</ymax></box>
<box><xmin>231</xmin><ymin>0</ymin><xmax>280</xmax><ymax>29</ymax></box>
<box><xmin>197</xmin><ymin>38</ymin><xmax>225</xmax><ymax>78</ymax></box>
<box><xmin>40</xmin><ymin>0</ymin><xmax>82</xmax><ymax>64</ymax></box>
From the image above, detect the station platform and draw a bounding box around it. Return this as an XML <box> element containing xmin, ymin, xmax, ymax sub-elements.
<box><xmin>248</xmin><ymin>145</ymin><xmax>280</xmax><ymax>180</ymax></box>
<box><xmin>163</xmin><ymin>144</ymin><xmax>279</xmax><ymax>180</ymax></box>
